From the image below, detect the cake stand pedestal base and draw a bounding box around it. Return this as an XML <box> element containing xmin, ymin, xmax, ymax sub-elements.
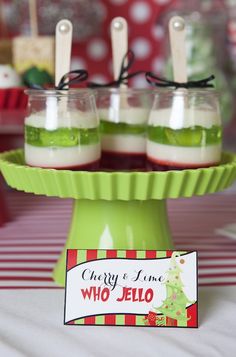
<box><xmin>53</xmin><ymin>199</ymin><xmax>173</xmax><ymax>286</ymax></box>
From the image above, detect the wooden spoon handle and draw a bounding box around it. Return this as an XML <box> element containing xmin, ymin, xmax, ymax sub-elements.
<box><xmin>55</xmin><ymin>19</ymin><xmax>73</xmax><ymax>87</ymax></box>
<box><xmin>169</xmin><ymin>16</ymin><xmax>187</xmax><ymax>83</ymax></box>
<box><xmin>110</xmin><ymin>17</ymin><xmax>128</xmax><ymax>85</ymax></box>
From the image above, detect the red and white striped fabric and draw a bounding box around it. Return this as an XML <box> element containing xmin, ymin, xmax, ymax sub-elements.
<box><xmin>0</xmin><ymin>190</ymin><xmax>235</xmax><ymax>289</ymax></box>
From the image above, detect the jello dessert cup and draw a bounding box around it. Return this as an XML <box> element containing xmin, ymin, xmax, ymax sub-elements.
<box><xmin>24</xmin><ymin>90</ymin><xmax>100</xmax><ymax>170</ymax></box>
<box><xmin>96</xmin><ymin>88</ymin><xmax>153</xmax><ymax>170</ymax></box>
<box><xmin>147</xmin><ymin>88</ymin><xmax>222</xmax><ymax>170</ymax></box>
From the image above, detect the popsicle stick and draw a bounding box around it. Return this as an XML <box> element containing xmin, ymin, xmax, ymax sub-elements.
<box><xmin>110</xmin><ymin>17</ymin><xmax>128</xmax><ymax>88</ymax></box>
<box><xmin>55</xmin><ymin>19</ymin><xmax>73</xmax><ymax>87</ymax></box>
<box><xmin>110</xmin><ymin>17</ymin><xmax>128</xmax><ymax>108</ymax></box>
<box><xmin>54</xmin><ymin>19</ymin><xmax>73</xmax><ymax>117</ymax></box>
<box><xmin>169</xmin><ymin>16</ymin><xmax>187</xmax><ymax>83</ymax></box>
<box><xmin>29</xmin><ymin>0</ymin><xmax>38</xmax><ymax>37</ymax></box>
<box><xmin>168</xmin><ymin>16</ymin><xmax>188</xmax><ymax>127</ymax></box>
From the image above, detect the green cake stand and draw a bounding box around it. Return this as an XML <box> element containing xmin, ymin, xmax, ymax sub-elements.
<box><xmin>1</xmin><ymin>149</ymin><xmax>236</xmax><ymax>286</ymax></box>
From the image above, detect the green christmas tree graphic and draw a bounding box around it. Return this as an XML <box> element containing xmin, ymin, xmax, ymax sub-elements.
<box><xmin>155</xmin><ymin>252</ymin><xmax>193</xmax><ymax>323</ymax></box>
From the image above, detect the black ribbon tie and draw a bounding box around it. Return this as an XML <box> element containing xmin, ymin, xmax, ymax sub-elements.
<box><xmin>145</xmin><ymin>72</ymin><xmax>215</xmax><ymax>89</ymax></box>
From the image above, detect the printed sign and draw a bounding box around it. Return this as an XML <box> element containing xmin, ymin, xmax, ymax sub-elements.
<box><xmin>64</xmin><ymin>250</ymin><xmax>198</xmax><ymax>328</ymax></box>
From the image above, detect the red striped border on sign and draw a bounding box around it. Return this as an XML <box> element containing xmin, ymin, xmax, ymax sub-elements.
<box><xmin>67</xmin><ymin>249</ymin><xmax>77</xmax><ymax>271</ymax></box>
<box><xmin>187</xmin><ymin>303</ymin><xmax>198</xmax><ymax>327</ymax></box>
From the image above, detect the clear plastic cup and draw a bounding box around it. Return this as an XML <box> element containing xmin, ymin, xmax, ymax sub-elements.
<box><xmin>147</xmin><ymin>88</ymin><xmax>222</xmax><ymax>170</ymax></box>
<box><xmin>96</xmin><ymin>88</ymin><xmax>153</xmax><ymax>170</ymax></box>
<box><xmin>24</xmin><ymin>89</ymin><xmax>100</xmax><ymax>170</ymax></box>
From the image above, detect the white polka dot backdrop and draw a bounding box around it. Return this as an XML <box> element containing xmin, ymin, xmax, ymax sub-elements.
<box><xmin>153</xmin><ymin>0</ymin><xmax>170</xmax><ymax>4</ymax></box>
<box><xmin>131</xmin><ymin>75</ymin><xmax>149</xmax><ymax>88</ymax></box>
<box><xmin>96</xmin><ymin>2</ymin><xmax>107</xmax><ymax>21</ymax></box>
<box><xmin>152</xmin><ymin>57</ymin><xmax>165</xmax><ymax>73</ymax></box>
<box><xmin>130</xmin><ymin>1</ymin><xmax>151</xmax><ymax>23</ymax></box>
<box><xmin>109</xmin><ymin>0</ymin><xmax>128</xmax><ymax>5</ymax></box>
<box><xmin>87</xmin><ymin>39</ymin><xmax>108</xmax><ymax>61</ymax></box>
<box><xmin>71</xmin><ymin>57</ymin><xmax>87</xmax><ymax>70</ymax></box>
<box><xmin>131</xmin><ymin>37</ymin><xmax>152</xmax><ymax>60</ymax></box>
<box><xmin>151</xmin><ymin>25</ymin><xmax>164</xmax><ymax>40</ymax></box>
<box><xmin>89</xmin><ymin>74</ymin><xmax>108</xmax><ymax>84</ymax></box>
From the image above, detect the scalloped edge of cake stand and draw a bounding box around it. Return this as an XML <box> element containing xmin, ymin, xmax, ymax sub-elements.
<box><xmin>0</xmin><ymin>149</ymin><xmax>236</xmax><ymax>201</ymax></box>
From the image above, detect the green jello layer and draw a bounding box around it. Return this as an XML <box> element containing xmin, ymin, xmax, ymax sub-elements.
<box><xmin>147</xmin><ymin>125</ymin><xmax>222</xmax><ymax>147</ymax></box>
<box><xmin>100</xmin><ymin>120</ymin><xmax>146</xmax><ymax>136</ymax></box>
<box><xmin>25</xmin><ymin>125</ymin><xmax>99</xmax><ymax>147</ymax></box>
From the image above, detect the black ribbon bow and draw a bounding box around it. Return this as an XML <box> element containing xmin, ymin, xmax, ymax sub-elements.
<box><xmin>88</xmin><ymin>50</ymin><xmax>145</xmax><ymax>88</ymax></box>
<box><xmin>145</xmin><ymin>72</ymin><xmax>215</xmax><ymax>89</ymax></box>
<box><xmin>56</xmin><ymin>69</ymin><xmax>88</xmax><ymax>90</ymax></box>
<box><xmin>29</xmin><ymin>69</ymin><xmax>88</xmax><ymax>90</ymax></box>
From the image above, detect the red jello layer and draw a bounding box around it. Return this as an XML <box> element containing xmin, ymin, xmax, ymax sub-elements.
<box><xmin>147</xmin><ymin>156</ymin><xmax>219</xmax><ymax>171</ymax></box>
<box><xmin>101</xmin><ymin>151</ymin><xmax>146</xmax><ymax>170</ymax></box>
<box><xmin>27</xmin><ymin>159</ymin><xmax>100</xmax><ymax>171</ymax></box>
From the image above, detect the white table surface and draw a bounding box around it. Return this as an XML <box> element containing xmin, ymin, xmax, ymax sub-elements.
<box><xmin>0</xmin><ymin>286</ymin><xmax>235</xmax><ymax>357</ymax></box>
<box><xmin>0</xmin><ymin>182</ymin><xmax>236</xmax><ymax>357</ymax></box>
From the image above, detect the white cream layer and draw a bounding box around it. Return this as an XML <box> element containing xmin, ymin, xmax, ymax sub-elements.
<box><xmin>147</xmin><ymin>141</ymin><xmax>221</xmax><ymax>165</ymax></box>
<box><xmin>25</xmin><ymin>110</ymin><xmax>98</xmax><ymax>130</ymax></box>
<box><xmin>99</xmin><ymin>107</ymin><xmax>149</xmax><ymax>125</ymax></box>
<box><xmin>102</xmin><ymin>134</ymin><xmax>146</xmax><ymax>154</ymax></box>
<box><xmin>25</xmin><ymin>143</ymin><xmax>101</xmax><ymax>168</ymax></box>
<box><xmin>148</xmin><ymin>108</ymin><xmax>221</xmax><ymax>129</ymax></box>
